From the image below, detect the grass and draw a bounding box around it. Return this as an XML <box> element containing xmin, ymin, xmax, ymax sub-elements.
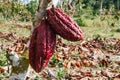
<box><xmin>0</xmin><ymin>20</ymin><xmax>31</xmax><ymax>68</ymax></box>
<box><xmin>0</xmin><ymin>16</ymin><xmax>120</xmax><ymax>39</ymax></box>
<box><xmin>81</xmin><ymin>26</ymin><xmax>120</xmax><ymax>39</ymax></box>
<box><xmin>0</xmin><ymin>16</ymin><xmax>120</xmax><ymax>79</ymax></box>
<box><xmin>0</xmin><ymin>18</ymin><xmax>7</xmax><ymax>23</ymax></box>
<box><xmin>57</xmin><ymin>68</ymin><xmax>66</xmax><ymax>80</ymax></box>
<box><xmin>0</xmin><ymin>26</ymin><xmax>30</xmax><ymax>37</ymax></box>
<box><xmin>78</xmin><ymin>16</ymin><xmax>120</xmax><ymax>39</ymax></box>
<box><xmin>0</xmin><ymin>49</ymin><xmax>7</xmax><ymax>66</ymax></box>
<box><xmin>0</xmin><ymin>20</ymin><xmax>31</xmax><ymax>37</ymax></box>
<box><xmin>72</xmin><ymin>16</ymin><xmax>119</xmax><ymax>41</ymax></box>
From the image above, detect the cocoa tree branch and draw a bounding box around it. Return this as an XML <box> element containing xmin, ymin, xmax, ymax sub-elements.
<box><xmin>32</xmin><ymin>0</ymin><xmax>51</xmax><ymax>30</ymax></box>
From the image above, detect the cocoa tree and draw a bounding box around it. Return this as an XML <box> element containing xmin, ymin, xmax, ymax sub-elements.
<box><xmin>7</xmin><ymin>0</ymin><xmax>52</xmax><ymax>80</ymax></box>
<box><xmin>32</xmin><ymin>0</ymin><xmax>51</xmax><ymax>29</ymax></box>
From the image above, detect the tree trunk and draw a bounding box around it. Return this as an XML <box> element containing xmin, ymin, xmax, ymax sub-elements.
<box><xmin>32</xmin><ymin>0</ymin><xmax>51</xmax><ymax>30</ymax></box>
<box><xmin>100</xmin><ymin>0</ymin><xmax>103</xmax><ymax>16</ymax></box>
<box><xmin>117</xmin><ymin>0</ymin><xmax>119</xmax><ymax>10</ymax></box>
<box><xmin>8</xmin><ymin>0</ymin><xmax>52</xmax><ymax>80</ymax></box>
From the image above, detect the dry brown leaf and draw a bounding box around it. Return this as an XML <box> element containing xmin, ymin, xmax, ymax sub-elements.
<box><xmin>63</xmin><ymin>60</ymin><xmax>68</xmax><ymax>70</ymax></box>
<box><xmin>81</xmin><ymin>71</ymin><xmax>93</xmax><ymax>77</ymax></box>
<box><xmin>101</xmin><ymin>70</ymin><xmax>108</xmax><ymax>77</ymax></box>
<box><xmin>113</xmin><ymin>78</ymin><xmax>120</xmax><ymax>80</ymax></box>
<box><xmin>75</xmin><ymin>61</ymin><xmax>82</xmax><ymax>68</ymax></box>
<box><xmin>101</xmin><ymin>59</ymin><xmax>110</xmax><ymax>67</ymax></box>
<box><xmin>0</xmin><ymin>67</ymin><xmax>5</xmax><ymax>73</ymax></box>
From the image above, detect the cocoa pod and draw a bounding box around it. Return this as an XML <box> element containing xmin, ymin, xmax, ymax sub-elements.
<box><xmin>29</xmin><ymin>20</ymin><xmax>56</xmax><ymax>72</ymax></box>
<box><xmin>46</xmin><ymin>8</ymin><xmax>83</xmax><ymax>41</ymax></box>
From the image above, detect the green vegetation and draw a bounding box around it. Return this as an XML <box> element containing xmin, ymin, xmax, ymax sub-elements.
<box><xmin>57</xmin><ymin>69</ymin><xmax>66</xmax><ymax>80</ymax></box>
<box><xmin>116</xmin><ymin>27</ymin><xmax>120</xmax><ymax>32</ymax></box>
<box><xmin>0</xmin><ymin>49</ymin><xmax>7</xmax><ymax>66</ymax></box>
<box><xmin>0</xmin><ymin>0</ymin><xmax>120</xmax><ymax>79</ymax></box>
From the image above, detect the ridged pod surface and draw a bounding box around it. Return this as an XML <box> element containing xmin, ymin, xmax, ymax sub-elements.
<box><xmin>47</xmin><ymin>8</ymin><xmax>83</xmax><ymax>41</ymax></box>
<box><xmin>29</xmin><ymin>20</ymin><xmax>56</xmax><ymax>72</ymax></box>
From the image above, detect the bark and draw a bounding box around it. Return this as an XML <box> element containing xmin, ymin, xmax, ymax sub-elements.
<box><xmin>100</xmin><ymin>0</ymin><xmax>103</xmax><ymax>16</ymax></box>
<box><xmin>29</xmin><ymin>0</ymin><xmax>56</xmax><ymax>77</ymax></box>
<box><xmin>8</xmin><ymin>0</ymin><xmax>52</xmax><ymax>79</ymax></box>
<box><xmin>117</xmin><ymin>0</ymin><xmax>119</xmax><ymax>10</ymax></box>
<box><xmin>32</xmin><ymin>0</ymin><xmax>51</xmax><ymax>30</ymax></box>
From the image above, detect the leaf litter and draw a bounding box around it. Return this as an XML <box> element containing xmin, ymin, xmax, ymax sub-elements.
<box><xmin>0</xmin><ymin>26</ymin><xmax>120</xmax><ymax>79</ymax></box>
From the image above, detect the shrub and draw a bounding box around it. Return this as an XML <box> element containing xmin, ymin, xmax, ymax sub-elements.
<box><xmin>116</xmin><ymin>27</ymin><xmax>120</xmax><ymax>32</ymax></box>
<box><xmin>75</xmin><ymin>18</ymin><xmax>86</xmax><ymax>26</ymax></box>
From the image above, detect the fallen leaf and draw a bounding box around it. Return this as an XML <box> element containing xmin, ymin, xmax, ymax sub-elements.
<box><xmin>0</xmin><ymin>67</ymin><xmax>5</xmax><ymax>73</ymax></box>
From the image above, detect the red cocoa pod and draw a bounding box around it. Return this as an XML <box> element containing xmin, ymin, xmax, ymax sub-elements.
<box><xmin>46</xmin><ymin>8</ymin><xmax>83</xmax><ymax>41</ymax></box>
<box><xmin>29</xmin><ymin>20</ymin><xmax>56</xmax><ymax>72</ymax></box>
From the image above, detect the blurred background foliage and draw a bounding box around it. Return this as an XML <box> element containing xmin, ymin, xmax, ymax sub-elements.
<box><xmin>0</xmin><ymin>0</ymin><xmax>38</xmax><ymax>21</ymax></box>
<box><xmin>0</xmin><ymin>0</ymin><xmax>120</xmax><ymax>26</ymax></box>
